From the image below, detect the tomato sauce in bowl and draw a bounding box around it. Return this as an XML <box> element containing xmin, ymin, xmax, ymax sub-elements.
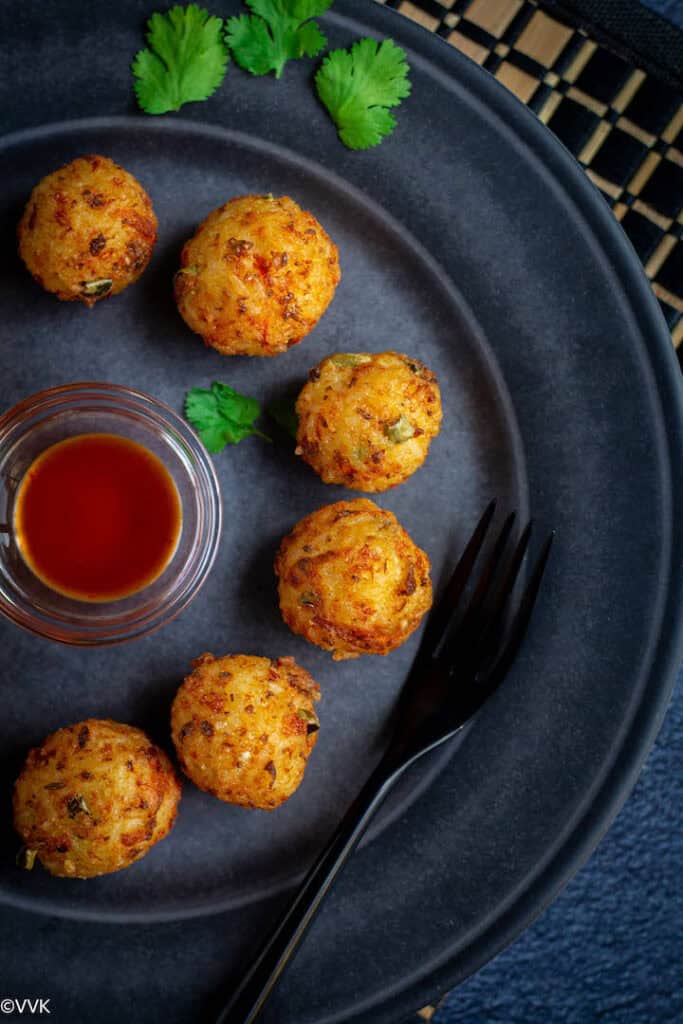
<box><xmin>13</xmin><ymin>433</ymin><xmax>182</xmax><ymax>603</ymax></box>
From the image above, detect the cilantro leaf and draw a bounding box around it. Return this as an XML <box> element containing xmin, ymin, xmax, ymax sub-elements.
<box><xmin>226</xmin><ymin>0</ymin><xmax>332</xmax><ymax>79</ymax></box>
<box><xmin>184</xmin><ymin>382</ymin><xmax>270</xmax><ymax>453</ymax></box>
<box><xmin>315</xmin><ymin>38</ymin><xmax>411</xmax><ymax>149</ymax></box>
<box><xmin>132</xmin><ymin>4</ymin><xmax>229</xmax><ymax>115</ymax></box>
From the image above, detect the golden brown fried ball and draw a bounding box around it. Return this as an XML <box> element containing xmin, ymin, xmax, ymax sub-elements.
<box><xmin>295</xmin><ymin>351</ymin><xmax>443</xmax><ymax>492</ymax></box>
<box><xmin>13</xmin><ymin>719</ymin><xmax>180</xmax><ymax>879</ymax></box>
<box><xmin>275</xmin><ymin>499</ymin><xmax>432</xmax><ymax>660</ymax></box>
<box><xmin>174</xmin><ymin>195</ymin><xmax>340</xmax><ymax>357</ymax></box>
<box><xmin>17</xmin><ymin>154</ymin><xmax>157</xmax><ymax>307</ymax></box>
<box><xmin>171</xmin><ymin>653</ymin><xmax>320</xmax><ymax>810</ymax></box>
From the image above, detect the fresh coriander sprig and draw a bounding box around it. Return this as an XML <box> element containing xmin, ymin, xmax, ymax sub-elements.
<box><xmin>185</xmin><ymin>382</ymin><xmax>271</xmax><ymax>453</ymax></box>
<box><xmin>315</xmin><ymin>38</ymin><xmax>411</xmax><ymax>150</ymax></box>
<box><xmin>226</xmin><ymin>0</ymin><xmax>332</xmax><ymax>79</ymax></box>
<box><xmin>133</xmin><ymin>4</ymin><xmax>229</xmax><ymax>115</ymax></box>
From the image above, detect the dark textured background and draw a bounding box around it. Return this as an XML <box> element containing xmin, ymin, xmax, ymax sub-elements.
<box><xmin>433</xmin><ymin>670</ymin><xmax>682</xmax><ymax>1024</ymax></box>
<box><xmin>645</xmin><ymin>0</ymin><xmax>683</xmax><ymax>24</ymax></box>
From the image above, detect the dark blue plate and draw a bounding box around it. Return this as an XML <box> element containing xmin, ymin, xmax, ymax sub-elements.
<box><xmin>0</xmin><ymin>2</ymin><xmax>682</xmax><ymax>1021</ymax></box>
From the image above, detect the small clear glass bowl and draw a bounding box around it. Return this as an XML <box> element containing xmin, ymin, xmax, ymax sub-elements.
<box><xmin>0</xmin><ymin>383</ymin><xmax>222</xmax><ymax>646</ymax></box>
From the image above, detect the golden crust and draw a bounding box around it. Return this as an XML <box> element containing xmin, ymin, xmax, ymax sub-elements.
<box><xmin>13</xmin><ymin>719</ymin><xmax>180</xmax><ymax>879</ymax></box>
<box><xmin>170</xmin><ymin>653</ymin><xmax>320</xmax><ymax>810</ymax></box>
<box><xmin>295</xmin><ymin>351</ymin><xmax>443</xmax><ymax>492</ymax></box>
<box><xmin>17</xmin><ymin>154</ymin><xmax>157</xmax><ymax>306</ymax></box>
<box><xmin>275</xmin><ymin>499</ymin><xmax>432</xmax><ymax>660</ymax></box>
<box><xmin>174</xmin><ymin>194</ymin><xmax>340</xmax><ymax>357</ymax></box>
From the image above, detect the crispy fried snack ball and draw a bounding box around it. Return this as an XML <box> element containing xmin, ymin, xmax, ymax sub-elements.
<box><xmin>174</xmin><ymin>195</ymin><xmax>340</xmax><ymax>356</ymax></box>
<box><xmin>13</xmin><ymin>719</ymin><xmax>180</xmax><ymax>879</ymax></box>
<box><xmin>275</xmin><ymin>499</ymin><xmax>432</xmax><ymax>660</ymax></box>
<box><xmin>295</xmin><ymin>351</ymin><xmax>443</xmax><ymax>492</ymax></box>
<box><xmin>171</xmin><ymin>653</ymin><xmax>320</xmax><ymax>810</ymax></box>
<box><xmin>17</xmin><ymin>155</ymin><xmax>158</xmax><ymax>307</ymax></box>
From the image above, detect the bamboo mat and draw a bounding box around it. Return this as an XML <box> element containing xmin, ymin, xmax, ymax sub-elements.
<box><xmin>378</xmin><ymin>0</ymin><xmax>683</xmax><ymax>378</ymax></box>
<box><xmin>372</xmin><ymin>1</ymin><xmax>683</xmax><ymax>1019</ymax></box>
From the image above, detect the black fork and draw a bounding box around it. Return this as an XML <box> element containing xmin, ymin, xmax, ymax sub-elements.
<box><xmin>216</xmin><ymin>503</ymin><xmax>554</xmax><ymax>1024</ymax></box>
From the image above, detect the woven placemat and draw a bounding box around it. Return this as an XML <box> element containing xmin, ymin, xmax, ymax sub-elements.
<box><xmin>378</xmin><ymin>0</ymin><xmax>683</xmax><ymax>382</ymax></box>
<box><xmin>372</xmin><ymin>1</ymin><xmax>683</xmax><ymax>1019</ymax></box>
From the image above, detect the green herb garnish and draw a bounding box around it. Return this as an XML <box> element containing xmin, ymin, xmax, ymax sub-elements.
<box><xmin>297</xmin><ymin>708</ymin><xmax>319</xmax><ymax>734</ymax></box>
<box><xmin>81</xmin><ymin>278</ymin><xmax>113</xmax><ymax>299</ymax></box>
<box><xmin>66</xmin><ymin>795</ymin><xmax>91</xmax><ymax>818</ymax></box>
<box><xmin>297</xmin><ymin>707</ymin><xmax>318</xmax><ymax>723</ymax></box>
<box><xmin>267</xmin><ymin>397</ymin><xmax>299</xmax><ymax>439</ymax></box>
<box><xmin>16</xmin><ymin>847</ymin><xmax>37</xmax><ymax>871</ymax></box>
<box><xmin>226</xmin><ymin>0</ymin><xmax>331</xmax><ymax>79</ymax></box>
<box><xmin>185</xmin><ymin>381</ymin><xmax>271</xmax><ymax>453</ymax></box>
<box><xmin>315</xmin><ymin>38</ymin><xmax>411</xmax><ymax>150</ymax></box>
<box><xmin>384</xmin><ymin>415</ymin><xmax>415</xmax><ymax>444</ymax></box>
<box><xmin>330</xmin><ymin>353</ymin><xmax>371</xmax><ymax>367</ymax></box>
<box><xmin>132</xmin><ymin>4</ymin><xmax>229</xmax><ymax>115</ymax></box>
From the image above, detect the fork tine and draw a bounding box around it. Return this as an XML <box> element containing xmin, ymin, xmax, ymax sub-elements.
<box><xmin>433</xmin><ymin>510</ymin><xmax>516</xmax><ymax>668</ymax></box>
<box><xmin>416</xmin><ymin>499</ymin><xmax>497</xmax><ymax>661</ymax></box>
<box><xmin>443</xmin><ymin>532</ymin><xmax>554</xmax><ymax>732</ymax></box>
<box><xmin>466</xmin><ymin>520</ymin><xmax>533</xmax><ymax>668</ymax></box>
<box><xmin>451</xmin><ymin>511</ymin><xmax>516</xmax><ymax>640</ymax></box>
<box><xmin>477</xmin><ymin>532</ymin><xmax>553</xmax><ymax>689</ymax></box>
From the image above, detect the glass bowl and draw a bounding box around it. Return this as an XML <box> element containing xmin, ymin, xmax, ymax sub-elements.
<box><xmin>0</xmin><ymin>382</ymin><xmax>222</xmax><ymax>645</ymax></box>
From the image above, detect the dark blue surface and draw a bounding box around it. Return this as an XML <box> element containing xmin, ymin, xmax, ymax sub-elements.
<box><xmin>435</xmin><ymin>669</ymin><xmax>683</xmax><ymax>1024</ymax></box>
<box><xmin>643</xmin><ymin>0</ymin><xmax>683</xmax><ymax>29</ymax></box>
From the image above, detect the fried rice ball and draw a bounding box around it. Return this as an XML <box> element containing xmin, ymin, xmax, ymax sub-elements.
<box><xmin>17</xmin><ymin>154</ymin><xmax>157</xmax><ymax>307</ymax></box>
<box><xmin>13</xmin><ymin>719</ymin><xmax>180</xmax><ymax>879</ymax></box>
<box><xmin>295</xmin><ymin>351</ymin><xmax>443</xmax><ymax>492</ymax></box>
<box><xmin>171</xmin><ymin>653</ymin><xmax>320</xmax><ymax>810</ymax></box>
<box><xmin>275</xmin><ymin>499</ymin><xmax>432</xmax><ymax>660</ymax></box>
<box><xmin>174</xmin><ymin>194</ymin><xmax>340</xmax><ymax>356</ymax></box>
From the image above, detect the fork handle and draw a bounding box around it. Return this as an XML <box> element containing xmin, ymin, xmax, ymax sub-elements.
<box><xmin>215</xmin><ymin>762</ymin><xmax>400</xmax><ymax>1024</ymax></box>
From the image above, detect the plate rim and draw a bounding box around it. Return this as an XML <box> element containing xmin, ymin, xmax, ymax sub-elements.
<box><xmin>321</xmin><ymin>6</ymin><xmax>683</xmax><ymax>1020</ymax></box>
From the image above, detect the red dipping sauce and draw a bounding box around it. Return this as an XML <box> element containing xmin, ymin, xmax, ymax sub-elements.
<box><xmin>13</xmin><ymin>433</ymin><xmax>182</xmax><ymax>602</ymax></box>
